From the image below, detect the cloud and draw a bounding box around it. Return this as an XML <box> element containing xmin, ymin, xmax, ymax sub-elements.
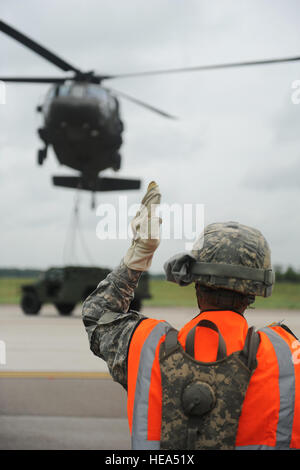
<box><xmin>1</xmin><ymin>0</ymin><xmax>300</xmax><ymax>271</ymax></box>
<box><xmin>244</xmin><ymin>157</ymin><xmax>300</xmax><ymax>190</ymax></box>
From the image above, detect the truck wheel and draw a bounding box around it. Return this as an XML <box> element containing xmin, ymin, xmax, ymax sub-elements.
<box><xmin>130</xmin><ymin>298</ymin><xmax>142</xmax><ymax>311</ymax></box>
<box><xmin>21</xmin><ymin>293</ymin><xmax>42</xmax><ymax>315</ymax></box>
<box><xmin>55</xmin><ymin>303</ymin><xmax>75</xmax><ymax>316</ymax></box>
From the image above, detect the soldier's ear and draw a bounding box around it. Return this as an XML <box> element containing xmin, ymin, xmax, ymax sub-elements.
<box><xmin>195</xmin><ymin>283</ymin><xmax>202</xmax><ymax>309</ymax></box>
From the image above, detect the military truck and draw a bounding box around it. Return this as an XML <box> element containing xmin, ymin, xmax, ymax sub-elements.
<box><xmin>20</xmin><ymin>266</ymin><xmax>151</xmax><ymax>316</ymax></box>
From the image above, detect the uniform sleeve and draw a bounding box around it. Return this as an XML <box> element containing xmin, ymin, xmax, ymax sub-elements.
<box><xmin>82</xmin><ymin>260</ymin><xmax>147</xmax><ymax>390</ymax></box>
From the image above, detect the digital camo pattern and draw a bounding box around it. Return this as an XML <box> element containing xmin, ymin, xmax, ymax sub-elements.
<box><xmin>82</xmin><ymin>260</ymin><xmax>146</xmax><ymax>389</ymax></box>
<box><xmin>159</xmin><ymin>337</ymin><xmax>253</xmax><ymax>450</ymax></box>
<box><xmin>191</xmin><ymin>222</ymin><xmax>273</xmax><ymax>297</ymax></box>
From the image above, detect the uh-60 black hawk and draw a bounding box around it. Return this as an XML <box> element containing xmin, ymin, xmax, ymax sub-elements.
<box><xmin>0</xmin><ymin>20</ymin><xmax>177</xmax><ymax>207</ymax></box>
<box><xmin>1</xmin><ymin>19</ymin><xmax>300</xmax><ymax>206</ymax></box>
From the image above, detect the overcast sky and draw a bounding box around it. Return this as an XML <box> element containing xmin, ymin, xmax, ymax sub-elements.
<box><xmin>1</xmin><ymin>0</ymin><xmax>300</xmax><ymax>273</ymax></box>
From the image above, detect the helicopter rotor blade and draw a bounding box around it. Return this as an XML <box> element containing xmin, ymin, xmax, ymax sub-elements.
<box><xmin>0</xmin><ymin>20</ymin><xmax>81</xmax><ymax>74</ymax></box>
<box><xmin>99</xmin><ymin>55</ymin><xmax>300</xmax><ymax>80</ymax></box>
<box><xmin>105</xmin><ymin>86</ymin><xmax>177</xmax><ymax>119</ymax></box>
<box><xmin>0</xmin><ymin>77</ymin><xmax>68</xmax><ymax>83</ymax></box>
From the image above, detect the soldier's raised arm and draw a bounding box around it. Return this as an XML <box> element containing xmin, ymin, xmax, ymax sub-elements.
<box><xmin>82</xmin><ymin>182</ymin><xmax>161</xmax><ymax>389</ymax></box>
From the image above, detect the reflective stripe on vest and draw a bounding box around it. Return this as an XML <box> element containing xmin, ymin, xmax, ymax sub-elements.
<box><xmin>131</xmin><ymin>320</ymin><xmax>171</xmax><ymax>450</ymax></box>
<box><xmin>236</xmin><ymin>326</ymin><xmax>296</xmax><ymax>450</ymax></box>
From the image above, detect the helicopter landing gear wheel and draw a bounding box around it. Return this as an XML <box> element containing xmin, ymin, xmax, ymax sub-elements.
<box><xmin>38</xmin><ymin>147</ymin><xmax>47</xmax><ymax>165</ymax></box>
<box><xmin>55</xmin><ymin>303</ymin><xmax>75</xmax><ymax>316</ymax></box>
<box><xmin>21</xmin><ymin>292</ymin><xmax>42</xmax><ymax>315</ymax></box>
<box><xmin>111</xmin><ymin>153</ymin><xmax>121</xmax><ymax>171</ymax></box>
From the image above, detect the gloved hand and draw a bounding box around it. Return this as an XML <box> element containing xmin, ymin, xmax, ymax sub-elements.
<box><xmin>123</xmin><ymin>181</ymin><xmax>161</xmax><ymax>271</ymax></box>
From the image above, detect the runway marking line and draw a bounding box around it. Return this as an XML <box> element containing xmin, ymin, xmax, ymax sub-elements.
<box><xmin>0</xmin><ymin>371</ymin><xmax>111</xmax><ymax>379</ymax></box>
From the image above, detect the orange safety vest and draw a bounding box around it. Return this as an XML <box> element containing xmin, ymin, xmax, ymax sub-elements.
<box><xmin>127</xmin><ymin>310</ymin><xmax>300</xmax><ymax>450</ymax></box>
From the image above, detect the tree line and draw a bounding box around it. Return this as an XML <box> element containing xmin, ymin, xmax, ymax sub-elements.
<box><xmin>0</xmin><ymin>266</ymin><xmax>300</xmax><ymax>283</ymax></box>
<box><xmin>274</xmin><ymin>266</ymin><xmax>300</xmax><ymax>283</ymax></box>
<box><xmin>0</xmin><ymin>268</ymin><xmax>42</xmax><ymax>278</ymax></box>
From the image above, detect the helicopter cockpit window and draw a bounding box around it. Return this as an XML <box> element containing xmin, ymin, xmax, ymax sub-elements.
<box><xmin>86</xmin><ymin>85</ymin><xmax>114</xmax><ymax>117</ymax></box>
<box><xmin>43</xmin><ymin>86</ymin><xmax>57</xmax><ymax>115</ymax></box>
<box><xmin>45</xmin><ymin>86</ymin><xmax>56</xmax><ymax>101</ymax></box>
<box><xmin>58</xmin><ymin>84</ymin><xmax>72</xmax><ymax>97</ymax></box>
<box><xmin>71</xmin><ymin>85</ymin><xmax>86</xmax><ymax>99</ymax></box>
<box><xmin>86</xmin><ymin>85</ymin><xmax>108</xmax><ymax>100</ymax></box>
<box><xmin>108</xmin><ymin>96</ymin><xmax>117</xmax><ymax>112</ymax></box>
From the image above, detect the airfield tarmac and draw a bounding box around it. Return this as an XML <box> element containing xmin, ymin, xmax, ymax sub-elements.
<box><xmin>0</xmin><ymin>304</ymin><xmax>300</xmax><ymax>449</ymax></box>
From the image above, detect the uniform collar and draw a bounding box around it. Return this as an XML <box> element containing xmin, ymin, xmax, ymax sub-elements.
<box><xmin>200</xmin><ymin>308</ymin><xmax>245</xmax><ymax>317</ymax></box>
<box><xmin>193</xmin><ymin>309</ymin><xmax>248</xmax><ymax>325</ymax></box>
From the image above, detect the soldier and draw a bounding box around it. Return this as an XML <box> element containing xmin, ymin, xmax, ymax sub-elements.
<box><xmin>82</xmin><ymin>182</ymin><xmax>300</xmax><ymax>450</ymax></box>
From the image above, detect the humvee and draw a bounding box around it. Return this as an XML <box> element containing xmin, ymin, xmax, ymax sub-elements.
<box><xmin>20</xmin><ymin>266</ymin><xmax>151</xmax><ymax>316</ymax></box>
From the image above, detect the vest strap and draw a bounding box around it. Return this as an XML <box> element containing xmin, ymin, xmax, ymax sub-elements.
<box><xmin>164</xmin><ymin>328</ymin><xmax>179</xmax><ymax>357</ymax></box>
<box><xmin>187</xmin><ymin>425</ymin><xmax>198</xmax><ymax>450</ymax></box>
<box><xmin>242</xmin><ymin>326</ymin><xmax>260</xmax><ymax>370</ymax></box>
<box><xmin>185</xmin><ymin>319</ymin><xmax>227</xmax><ymax>360</ymax></box>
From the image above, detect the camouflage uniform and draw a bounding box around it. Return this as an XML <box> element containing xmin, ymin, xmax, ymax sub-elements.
<box><xmin>82</xmin><ymin>260</ymin><xmax>146</xmax><ymax>389</ymax></box>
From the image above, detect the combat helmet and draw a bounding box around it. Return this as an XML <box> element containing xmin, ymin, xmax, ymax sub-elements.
<box><xmin>164</xmin><ymin>221</ymin><xmax>275</xmax><ymax>297</ymax></box>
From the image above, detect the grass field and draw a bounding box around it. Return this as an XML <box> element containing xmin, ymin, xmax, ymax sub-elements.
<box><xmin>0</xmin><ymin>278</ymin><xmax>35</xmax><ymax>304</ymax></box>
<box><xmin>1</xmin><ymin>277</ymin><xmax>300</xmax><ymax>309</ymax></box>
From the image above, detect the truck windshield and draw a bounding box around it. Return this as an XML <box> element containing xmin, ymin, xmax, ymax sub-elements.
<box><xmin>45</xmin><ymin>269</ymin><xmax>64</xmax><ymax>282</ymax></box>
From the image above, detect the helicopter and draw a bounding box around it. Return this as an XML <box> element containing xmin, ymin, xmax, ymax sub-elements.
<box><xmin>0</xmin><ymin>20</ymin><xmax>178</xmax><ymax>204</ymax></box>
<box><xmin>1</xmin><ymin>19</ymin><xmax>300</xmax><ymax>205</ymax></box>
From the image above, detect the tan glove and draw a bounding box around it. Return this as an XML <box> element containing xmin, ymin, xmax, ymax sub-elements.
<box><xmin>123</xmin><ymin>181</ymin><xmax>161</xmax><ymax>271</ymax></box>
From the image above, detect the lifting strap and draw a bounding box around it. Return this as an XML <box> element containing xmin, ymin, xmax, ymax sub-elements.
<box><xmin>182</xmin><ymin>320</ymin><xmax>259</xmax><ymax>369</ymax></box>
<box><xmin>185</xmin><ymin>319</ymin><xmax>227</xmax><ymax>360</ymax></box>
